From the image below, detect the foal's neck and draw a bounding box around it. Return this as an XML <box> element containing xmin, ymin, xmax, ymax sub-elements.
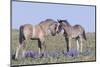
<box><xmin>63</xmin><ymin>22</ymin><xmax>72</xmax><ymax>33</ymax></box>
<box><xmin>65</xmin><ymin>22</ymin><xmax>71</xmax><ymax>27</ymax></box>
<box><xmin>39</xmin><ymin>22</ymin><xmax>53</xmax><ymax>31</ymax></box>
<box><xmin>63</xmin><ymin>22</ymin><xmax>71</xmax><ymax>27</ymax></box>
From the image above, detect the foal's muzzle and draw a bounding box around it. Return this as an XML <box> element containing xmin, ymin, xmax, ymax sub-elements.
<box><xmin>51</xmin><ymin>33</ymin><xmax>56</xmax><ymax>36</ymax></box>
<box><xmin>56</xmin><ymin>31</ymin><xmax>60</xmax><ymax>34</ymax></box>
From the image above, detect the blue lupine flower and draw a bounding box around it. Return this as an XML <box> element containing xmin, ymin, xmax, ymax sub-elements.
<box><xmin>25</xmin><ymin>51</ymin><xmax>39</xmax><ymax>58</ymax></box>
<box><xmin>25</xmin><ymin>49</ymin><xmax>80</xmax><ymax>59</ymax></box>
<box><xmin>64</xmin><ymin>49</ymin><xmax>80</xmax><ymax>57</ymax></box>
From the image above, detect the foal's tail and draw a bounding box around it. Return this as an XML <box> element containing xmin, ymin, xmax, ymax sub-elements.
<box><xmin>19</xmin><ymin>25</ymin><xmax>25</xmax><ymax>44</ymax></box>
<box><xmin>83</xmin><ymin>30</ymin><xmax>87</xmax><ymax>40</ymax></box>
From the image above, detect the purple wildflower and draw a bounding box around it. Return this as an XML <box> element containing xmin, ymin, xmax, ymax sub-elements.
<box><xmin>25</xmin><ymin>51</ymin><xmax>39</xmax><ymax>58</ymax></box>
<box><xmin>64</xmin><ymin>49</ymin><xmax>79</xmax><ymax>57</ymax></box>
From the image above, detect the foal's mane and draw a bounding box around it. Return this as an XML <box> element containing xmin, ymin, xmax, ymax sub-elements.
<box><xmin>39</xmin><ymin>19</ymin><xmax>56</xmax><ymax>25</ymax></box>
<box><xmin>60</xmin><ymin>20</ymin><xmax>71</xmax><ymax>26</ymax></box>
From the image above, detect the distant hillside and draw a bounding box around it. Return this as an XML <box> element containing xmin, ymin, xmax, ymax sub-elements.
<box><xmin>12</xmin><ymin>29</ymin><xmax>18</xmax><ymax>32</ymax></box>
<box><xmin>12</xmin><ymin>29</ymin><xmax>95</xmax><ymax>36</ymax></box>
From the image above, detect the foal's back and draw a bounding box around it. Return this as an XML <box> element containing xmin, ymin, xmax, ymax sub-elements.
<box><xmin>23</xmin><ymin>24</ymin><xmax>43</xmax><ymax>39</ymax></box>
<box><xmin>71</xmin><ymin>24</ymin><xmax>85</xmax><ymax>38</ymax></box>
<box><xmin>23</xmin><ymin>24</ymin><xmax>33</xmax><ymax>38</ymax></box>
<box><xmin>73</xmin><ymin>25</ymin><xmax>84</xmax><ymax>32</ymax></box>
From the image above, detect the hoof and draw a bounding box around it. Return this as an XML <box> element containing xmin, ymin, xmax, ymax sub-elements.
<box><xmin>12</xmin><ymin>54</ymin><xmax>16</xmax><ymax>60</ymax></box>
<box><xmin>12</xmin><ymin>54</ymin><xmax>18</xmax><ymax>61</ymax></box>
<box><xmin>39</xmin><ymin>53</ymin><xmax>44</xmax><ymax>58</ymax></box>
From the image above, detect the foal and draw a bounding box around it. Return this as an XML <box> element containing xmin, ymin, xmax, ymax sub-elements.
<box><xmin>15</xmin><ymin>19</ymin><xmax>58</xmax><ymax>59</ymax></box>
<box><xmin>57</xmin><ymin>19</ymin><xmax>86</xmax><ymax>53</ymax></box>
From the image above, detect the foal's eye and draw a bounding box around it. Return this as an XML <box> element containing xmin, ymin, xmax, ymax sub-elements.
<box><xmin>55</xmin><ymin>26</ymin><xmax>57</xmax><ymax>30</ymax></box>
<box><xmin>55</xmin><ymin>24</ymin><xmax>57</xmax><ymax>29</ymax></box>
<box><xmin>59</xmin><ymin>25</ymin><xmax>62</xmax><ymax>28</ymax></box>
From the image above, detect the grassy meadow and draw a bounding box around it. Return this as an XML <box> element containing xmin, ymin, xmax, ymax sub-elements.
<box><xmin>11</xmin><ymin>29</ymin><xmax>96</xmax><ymax>66</ymax></box>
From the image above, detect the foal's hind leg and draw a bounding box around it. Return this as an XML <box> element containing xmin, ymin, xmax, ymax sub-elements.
<box><xmin>68</xmin><ymin>37</ymin><xmax>72</xmax><ymax>51</ymax></box>
<box><xmin>22</xmin><ymin>41</ymin><xmax>27</xmax><ymax>58</ymax></box>
<box><xmin>76</xmin><ymin>37</ymin><xmax>80</xmax><ymax>51</ymax></box>
<box><xmin>38</xmin><ymin>39</ymin><xmax>42</xmax><ymax>55</ymax></box>
<box><xmin>15</xmin><ymin>40</ymin><xmax>26</xmax><ymax>59</ymax></box>
<box><xmin>80</xmin><ymin>37</ymin><xmax>83</xmax><ymax>53</ymax></box>
<box><xmin>15</xmin><ymin>45</ymin><xmax>21</xmax><ymax>59</ymax></box>
<box><xmin>79</xmin><ymin>36</ymin><xmax>83</xmax><ymax>53</ymax></box>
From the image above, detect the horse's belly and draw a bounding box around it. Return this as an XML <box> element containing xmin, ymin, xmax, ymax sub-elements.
<box><xmin>71</xmin><ymin>32</ymin><xmax>79</xmax><ymax>38</ymax></box>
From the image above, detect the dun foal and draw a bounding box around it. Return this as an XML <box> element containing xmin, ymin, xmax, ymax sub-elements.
<box><xmin>57</xmin><ymin>19</ymin><xmax>86</xmax><ymax>53</ymax></box>
<box><xmin>15</xmin><ymin>19</ymin><xmax>58</xmax><ymax>59</ymax></box>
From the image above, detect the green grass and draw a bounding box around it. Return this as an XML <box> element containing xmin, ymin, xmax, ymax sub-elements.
<box><xmin>11</xmin><ymin>29</ymin><xmax>96</xmax><ymax>66</ymax></box>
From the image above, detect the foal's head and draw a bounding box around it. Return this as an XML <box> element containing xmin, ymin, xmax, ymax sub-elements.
<box><xmin>56</xmin><ymin>19</ymin><xmax>65</xmax><ymax>33</ymax></box>
<box><xmin>39</xmin><ymin>19</ymin><xmax>58</xmax><ymax>36</ymax></box>
<box><xmin>49</xmin><ymin>22</ymin><xmax>58</xmax><ymax>36</ymax></box>
<box><xmin>56</xmin><ymin>19</ymin><xmax>71</xmax><ymax>33</ymax></box>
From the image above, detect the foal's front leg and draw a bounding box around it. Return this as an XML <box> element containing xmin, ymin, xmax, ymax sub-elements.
<box><xmin>64</xmin><ymin>37</ymin><xmax>69</xmax><ymax>52</ymax></box>
<box><xmin>38</xmin><ymin>39</ymin><xmax>45</xmax><ymax>57</ymax></box>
